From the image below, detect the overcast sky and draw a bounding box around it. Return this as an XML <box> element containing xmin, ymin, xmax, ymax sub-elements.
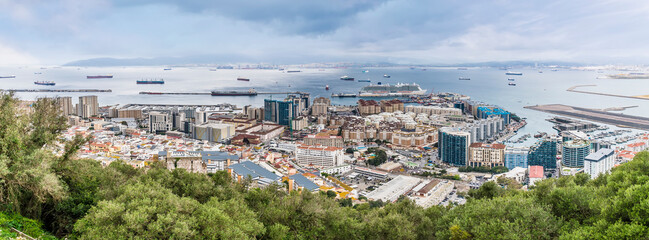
<box><xmin>1</xmin><ymin>0</ymin><xmax>648</xmax><ymax>65</ymax></box>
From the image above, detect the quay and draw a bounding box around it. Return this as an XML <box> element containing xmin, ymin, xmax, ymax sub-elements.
<box><xmin>525</xmin><ymin>104</ymin><xmax>649</xmax><ymax>131</ymax></box>
<box><xmin>139</xmin><ymin>91</ymin><xmax>305</xmax><ymax>95</ymax></box>
<box><xmin>2</xmin><ymin>89</ymin><xmax>112</xmax><ymax>93</ymax></box>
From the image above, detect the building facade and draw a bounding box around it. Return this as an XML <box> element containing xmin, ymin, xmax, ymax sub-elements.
<box><xmin>77</xmin><ymin>95</ymin><xmax>98</xmax><ymax>118</ymax></box>
<box><xmin>149</xmin><ymin>111</ymin><xmax>172</xmax><ymax>133</ymax></box>
<box><xmin>295</xmin><ymin>144</ymin><xmax>344</xmax><ymax>168</ymax></box>
<box><xmin>438</xmin><ymin>128</ymin><xmax>471</xmax><ymax>166</ymax></box>
<box><xmin>584</xmin><ymin>148</ymin><xmax>615</xmax><ymax>179</ymax></box>
<box><xmin>264</xmin><ymin>99</ymin><xmax>294</xmax><ymax>126</ymax></box>
<box><xmin>468</xmin><ymin>143</ymin><xmax>506</xmax><ymax>168</ymax></box>
<box><xmin>562</xmin><ymin>139</ymin><xmax>591</xmax><ymax>168</ymax></box>
<box><xmin>505</xmin><ymin>147</ymin><xmax>529</xmax><ymax>170</ymax></box>
<box><xmin>528</xmin><ymin>138</ymin><xmax>558</xmax><ymax>169</ymax></box>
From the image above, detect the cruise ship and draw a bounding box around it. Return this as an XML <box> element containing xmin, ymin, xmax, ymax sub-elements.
<box><xmin>358</xmin><ymin>83</ymin><xmax>427</xmax><ymax>97</ymax></box>
<box><xmin>505</xmin><ymin>72</ymin><xmax>523</xmax><ymax>75</ymax></box>
<box><xmin>136</xmin><ymin>79</ymin><xmax>165</xmax><ymax>84</ymax></box>
<box><xmin>34</xmin><ymin>81</ymin><xmax>55</xmax><ymax>86</ymax></box>
<box><xmin>211</xmin><ymin>89</ymin><xmax>258</xmax><ymax>96</ymax></box>
<box><xmin>87</xmin><ymin>75</ymin><xmax>113</xmax><ymax>79</ymax></box>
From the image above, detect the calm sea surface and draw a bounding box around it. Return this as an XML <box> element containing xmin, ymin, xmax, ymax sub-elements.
<box><xmin>1</xmin><ymin>66</ymin><xmax>647</xmax><ymax>146</ymax></box>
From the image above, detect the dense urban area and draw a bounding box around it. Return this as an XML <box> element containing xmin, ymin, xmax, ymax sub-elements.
<box><xmin>2</xmin><ymin>81</ymin><xmax>649</xmax><ymax>238</ymax></box>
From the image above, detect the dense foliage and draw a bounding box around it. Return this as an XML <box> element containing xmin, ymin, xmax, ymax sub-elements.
<box><xmin>3</xmin><ymin>94</ymin><xmax>649</xmax><ymax>239</ymax></box>
<box><xmin>366</xmin><ymin>147</ymin><xmax>388</xmax><ymax>166</ymax></box>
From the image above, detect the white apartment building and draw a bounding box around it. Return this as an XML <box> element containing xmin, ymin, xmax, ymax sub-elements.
<box><xmin>295</xmin><ymin>144</ymin><xmax>344</xmax><ymax>168</ymax></box>
<box><xmin>584</xmin><ymin>148</ymin><xmax>615</xmax><ymax>179</ymax></box>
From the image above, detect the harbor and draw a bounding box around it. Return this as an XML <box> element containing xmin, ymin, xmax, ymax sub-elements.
<box><xmin>1</xmin><ymin>89</ymin><xmax>112</xmax><ymax>92</ymax></box>
<box><xmin>139</xmin><ymin>91</ymin><xmax>306</xmax><ymax>95</ymax></box>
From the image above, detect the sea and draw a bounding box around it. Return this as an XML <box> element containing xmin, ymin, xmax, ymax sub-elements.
<box><xmin>1</xmin><ymin>66</ymin><xmax>647</xmax><ymax>147</ymax></box>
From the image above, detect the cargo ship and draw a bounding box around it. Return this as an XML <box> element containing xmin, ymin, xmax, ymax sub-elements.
<box><xmin>211</xmin><ymin>89</ymin><xmax>257</xmax><ymax>96</ymax></box>
<box><xmin>164</xmin><ymin>68</ymin><xmax>172</xmax><ymax>71</ymax></box>
<box><xmin>358</xmin><ymin>79</ymin><xmax>371</xmax><ymax>82</ymax></box>
<box><xmin>331</xmin><ymin>93</ymin><xmax>357</xmax><ymax>98</ymax></box>
<box><xmin>286</xmin><ymin>70</ymin><xmax>301</xmax><ymax>73</ymax></box>
<box><xmin>136</xmin><ymin>79</ymin><xmax>165</xmax><ymax>84</ymax></box>
<box><xmin>0</xmin><ymin>75</ymin><xmax>16</xmax><ymax>78</ymax></box>
<box><xmin>505</xmin><ymin>72</ymin><xmax>523</xmax><ymax>75</ymax></box>
<box><xmin>458</xmin><ymin>77</ymin><xmax>470</xmax><ymax>80</ymax></box>
<box><xmin>34</xmin><ymin>81</ymin><xmax>55</xmax><ymax>86</ymax></box>
<box><xmin>87</xmin><ymin>75</ymin><xmax>113</xmax><ymax>79</ymax></box>
<box><xmin>237</xmin><ymin>77</ymin><xmax>250</xmax><ymax>82</ymax></box>
<box><xmin>340</xmin><ymin>76</ymin><xmax>354</xmax><ymax>81</ymax></box>
<box><xmin>358</xmin><ymin>83</ymin><xmax>427</xmax><ymax>97</ymax></box>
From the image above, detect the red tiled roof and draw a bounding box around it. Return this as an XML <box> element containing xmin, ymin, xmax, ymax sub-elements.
<box><xmin>529</xmin><ymin>166</ymin><xmax>544</xmax><ymax>178</ymax></box>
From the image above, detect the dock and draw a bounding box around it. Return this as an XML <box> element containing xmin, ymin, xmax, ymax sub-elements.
<box><xmin>525</xmin><ymin>104</ymin><xmax>649</xmax><ymax>131</ymax></box>
<box><xmin>2</xmin><ymin>89</ymin><xmax>112</xmax><ymax>93</ymax></box>
<box><xmin>139</xmin><ymin>91</ymin><xmax>305</xmax><ymax>95</ymax></box>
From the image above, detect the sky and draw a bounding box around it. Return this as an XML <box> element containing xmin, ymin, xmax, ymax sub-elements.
<box><xmin>1</xmin><ymin>0</ymin><xmax>649</xmax><ymax>65</ymax></box>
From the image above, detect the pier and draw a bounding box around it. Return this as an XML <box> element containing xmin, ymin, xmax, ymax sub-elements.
<box><xmin>139</xmin><ymin>91</ymin><xmax>305</xmax><ymax>95</ymax></box>
<box><xmin>525</xmin><ymin>104</ymin><xmax>649</xmax><ymax>131</ymax></box>
<box><xmin>567</xmin><ymin>85</ymin><xmax>649</xmax><ymax>101</ymax></box>
<box><xmin>1</xmin><ymin>89</ymin><xmax>112</xmax><ymax>93</ymax></box>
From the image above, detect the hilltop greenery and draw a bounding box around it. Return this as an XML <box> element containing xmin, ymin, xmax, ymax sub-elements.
<box><xmin>3</xmin><ymin>94</ymin><xmax>649</xmax><ymax>239</ymax></box>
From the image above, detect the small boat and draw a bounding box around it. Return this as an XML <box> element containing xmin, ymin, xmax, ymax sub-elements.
<box><xmin>325</xmin><ymin>85</ymin><xmax>330</xmax><ymax>90</ymax></box>
<box><xmin>358</xmin><ymin>79</ymin><xmax>371</xmax><ymax>82</ymax></box>
<box><xmin>340</xmin><ymin>76</ymin><xmax>354</xmax><ymax>81</ymax></box>
<box><xmin>508</xmin><ymin>82</ymin><xmax>516</xmax><ymax>86</ymax></box>
<box><xmin>506</xmin><ymin>72</ymin><xmax>523</xmax><ymax>75</ymax></box>
<box><xmin>34</xmin><ymin>72</ymin><xmax>42</xmax><ymax>75</ymax></box>
<box><xmin>507</xmin><ymin>78</ymin><xmax>515</xmax><ymax>81</ymax></box>
<box><xmin>34</xmin><ymin>81</ymin><xmax>55</xmax><ymax>86</ymax></box>
<box><xmin>458</xmin><ymin>77</ymin><xmax>470</xmax><ymax>80</ymax></box>
<box><xmin>0</xmin><ymin>75</ymin><xmax>16</xmax><ymax>78</ymax></box>
<box><xmin>383</xmin><ymin>74</ymin><xmax>391</xmax><ymax>78</ymax></box>
<box><xmin>163</xmin><ymin>68</ymin><xmax>172</xmax><ymax>70</ymax></box>
<box><xmin>362</xmin><ymin>70</ymin><xmax>369</xmax><ymax>73</ymax></box>
<box><xmin>237</xmin><ymin>77</ymin><xmax>250</xmax><ymax>81</ymax></box>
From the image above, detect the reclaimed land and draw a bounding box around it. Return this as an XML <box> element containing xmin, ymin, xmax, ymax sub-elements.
<box><xmin>567</xmin><ymin>85</ymin><xmax>649</xmax><ymax>100</ymax></box>
<box><xmin>525</xmin><ymin>104</ymin><xmax>649</xmax><ymax>131</ymax></box>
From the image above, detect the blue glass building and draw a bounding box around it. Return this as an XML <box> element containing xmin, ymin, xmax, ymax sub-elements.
<box><xmin>505</xmin><ymin>147</ymin><xmax>529</xmax><ymax>170</ymax></box>
<box><xmin>438</xmin><ymin>128</ymin><xmax>471</xmax><ymax>166</ymax></box>
<box><xmin>528</xmin><ymin>138</ymin><xmax>558</xmax><ymax>169</ymax></box>
<box><xmin>264</xmin><ymin>99</ymin><xmax>294</xmax><ymax>126</ymax></box>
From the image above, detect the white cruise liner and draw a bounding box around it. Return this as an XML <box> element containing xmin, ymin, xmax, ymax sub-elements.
<box><xmin>358</xmin><ymin>83</ymin><xmax>427</xmax><ymax>97</ymax></box>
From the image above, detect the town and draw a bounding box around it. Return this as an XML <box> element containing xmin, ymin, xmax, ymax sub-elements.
<box><xmin>32</xmin><ymin>92</ymin><xmax>649</xmax><ymax>208</ymax></box>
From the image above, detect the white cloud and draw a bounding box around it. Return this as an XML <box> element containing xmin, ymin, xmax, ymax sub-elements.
<box><xmin>0</xmin><ymin>42</ymin><xmax>38</xmax><ymax>65</ymax></box>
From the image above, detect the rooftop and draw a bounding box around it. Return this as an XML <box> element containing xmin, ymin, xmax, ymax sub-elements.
<box><xmin>585</xmin><ymin>148</ymin><xmax>615</xmax><ymax>162</ymax></box>
<box><xmin>529</xmin><ymin>166</ymin><xmax>544</xmax><ymax>178</ymax></box>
